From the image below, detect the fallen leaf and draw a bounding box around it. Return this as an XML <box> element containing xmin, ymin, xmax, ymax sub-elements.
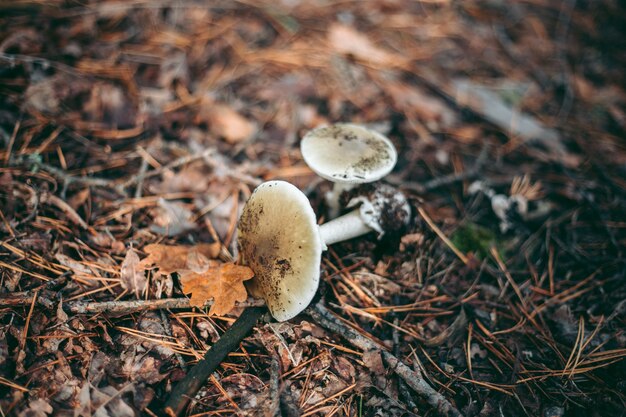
<box><xmin>151</xmin><ymin>165</ymin><xmax>210</xmax><ymax>193</ymax></box>
<box><xmin>56</xmin><ymin>299</ymin><xmax>69</xmax><ymax>323</ymax></box>
<box><xmin>470</xmin><ymin>342</ymin><xmax>488</xmax><ymax>360</ymax></box>
<box><xmin>202</xmin><ymin>102</ymin><xmax>256</xmax><ymax>144</ymax></box>
<box><xmin>424</xmin><ymin>308</ymin><xmax>468</xmax><ymax>346</ymax></box>
<box><xmin>140</xmin><ymin>243</ymin><xmax>221</xmax><ymax>276</ymax></box>
<box><xmin>120</xmin><ymin>247</ymin><xmax>146</xmax><ymax>298</ymax></box>
<box><xmin>328</xmin><ymin>23</ymin><xmax>403</xmax><ymax>67</ymax></box>
<box><xmin>179</xmin><ymin>262</ymin><xmax>254</xmax><ymax>316</ymax></box>
<box><xmin>24</xmin><ymin>75</ymin><xmax>64</xmax><ymax>115</ymax></box>
<box><xmin>76</xmin><ymin>382</ymin><xmax>91</xmax><ymax>417</ymax></box>
<box><xmin>17</xmin><ymin>398</ymin><xmax>53</xmax><ymax>417</ymax></box>
<box><xmin>89</xmin><ymin>233</ymin><xmax>126</xmax><ymax>254</ymax></box>
<box><xmin>88</xmin><ymin>385</ymin><xmax>135</xmax><ymax>417</ymax></box>
<box><xmin>55</xmin><ymin>254</ymin><xmax>97</xmax><ymax>279</ymax></box>
<box><xmin>83</xmin><ymin>81</ymin><xmax>137</xmax><ymax>128</ymax></box>
<box><xmin>150</xmin><ymin>198</ymin><xmax>196</xmax><ymax>236</ymax></box>
<box><xmin>362</xmin><ymin>349</ymin><xmax>386</xmax><ymax>376</ymax></box>
<box><xmin>384</xmin><ymin>81</ymin><xmax>457</xmax><ymax>129</ymax></box>
<box><xmin>453</xmin><ymin>79</ymin><xmax>580</xmax><ymax>167</ymax></box>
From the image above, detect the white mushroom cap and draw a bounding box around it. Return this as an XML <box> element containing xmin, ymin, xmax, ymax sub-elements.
<box><xmin>301</xmin><ymin>123</ymin><xmax>398</xmax><ymax>184</ymax></box>
<box><xmin>237</xmin><ymin>181</ymin><xmax>323</xmax><ymax>321</ymax></box>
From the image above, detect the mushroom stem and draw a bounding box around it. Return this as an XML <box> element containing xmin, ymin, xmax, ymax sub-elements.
<box><xmin>325</xmin><ymin>182</ymin><xmax>354</xmax><ymax>218</ymax></box>
<box><xmin>319</xmin><ymin>183</ymin><xmax>412</xmax><ymax>248</ymax></box>
<box><xmin>318</xmin><ymin>209</ymin><xmax>373</xmax><ymax>247</ymax></box>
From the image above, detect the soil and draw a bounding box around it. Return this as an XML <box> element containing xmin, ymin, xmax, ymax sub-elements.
<box><xmin>1</xmin><ymin>1</ymin><xmax>625</xmax><ymax>417</ymax></box>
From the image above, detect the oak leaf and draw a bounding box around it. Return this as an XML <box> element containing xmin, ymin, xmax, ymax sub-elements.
<box><xmin>140</xmin><ymin>243</ymin><xmax>221</xmax><ymax>275</ymax></box>
<box><xmin>179</xmin><ymin>262</ymin><xmax>254</xmax><ymax>316</ymax></box>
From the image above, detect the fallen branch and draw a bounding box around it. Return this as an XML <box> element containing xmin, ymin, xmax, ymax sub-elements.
<box><xmin>163</xmin><ymin>307</ymin><xmax>267</xmax><ymax>416</ymax></box>
<box><xmin>67</xmin><ymin>297</ymin><xmax>265</xmax><ymax>314</ymax></box>
<box><xmin>0</xmin><ymin>295</ymin><xmax>265</xmax><ymax>314</ymax></box>
<box><xmin>9</xmin><ymin>155</ymin><xmax>117</xmax><ymax>189</ymax></box>
<box><xmin>397</xmin><ymin>144</ymin><xmax>489</xmax><ymax>193</ymax></box>
<box><xmin>307</xmin><ymin>303</ymin><xmax>462</xmax><ymax>417</ymax></box>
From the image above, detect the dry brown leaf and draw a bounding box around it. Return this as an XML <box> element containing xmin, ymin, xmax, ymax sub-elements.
<box><xmin>328</xmin><ymin>23</ymin><xmax>403</xmax><ymax>67</ymax></box>
<box><xmin>204</xmin><ymin>103</ymin><xmax>256</xmax><ymax>144</ymax></box>
<box><xmin>83</xmin><ymin>81</ymin><xmax>137</xmax><ymax>128</ymax></box>
<box><xmin>149</xmin><ymin>198</ymin><xmax>196</xmax><ymax>237</ymax></box>
<box><xmin>362</xmin><ymin>349</ymin><xmax>385</xmax><ymax>375</ymax></box>
<box><xmin>384</xmin><ymin>81</ymin><xmax>457</xmax><ymax>128</ymax></box>
<box><xmin>152</xmin><ymin>166</ymin><xmax>210</xmax><ymax>193</ymax></box>
<box><xmin>179</xmin><ymin>262</ymin><xmax>254</xmax><ymax>316</ymax></box>
<box><xmin>140</xmin><ymin>243</ymin><xmax>221</xmax><ymax>276</ymax></box>
<box><xmin>17</xmin><ymin>398</ymin><xmax>53</xmax><ymax>417</ymax></box>
<box><xmin>120</xmin><ymin>247</ymin><xmax>146</xmax><ymax>298</ymax></box>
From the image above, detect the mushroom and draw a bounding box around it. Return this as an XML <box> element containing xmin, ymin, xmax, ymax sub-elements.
<box><xmin>238</xmin><ymin>180</ymin><xmax>410</xmax><ymax>321</ymax></box>
<box><xmin>237</xmin><ymin>181</ymin><xmax>323</xmax><ymax>322</ymax></box>
<box><xmin>300</xmin><ymin>123</ymin><xmax>398</xmax><ymax>217</ymax></box>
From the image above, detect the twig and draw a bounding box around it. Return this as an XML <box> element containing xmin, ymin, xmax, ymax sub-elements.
<box><xmin>163</xmin><ymin>307</ymin><xmax>266</xmax><ymax>416</ymax></box>
<box><xmin>0</xmin><ymin>53</ymin><xmax>83</xmax><ymax>77</ymax></box>
<box><xmin>40</xmin><ymin>191</ymin><xmax>89</xmax><ymax>229</ymax></box>
<box><xmin>134</xmin><ymin>157</ymin><xmax>150</xmax><ymax>199</ymax></box>
<box><xmin>417</xmin><ymin>206</ymin><xmax>469</xmax><ymax>265</ymax></box>
<box><xmin>0</xmin><ymin>274</ymin><xmax>68</xmax><ymax>309</ymax></box>
<box><xmin>9</xmin><ymin>155</ymin><xmax>120</xmax><ymax>190</ymax></box>
<box><xmin>269</xmin><ymin>354</ymin><xmax>281</xmax><ymax>417</ymax></box>
<box><xmin>20</xmin><ymin>291</ymin><xmax>38</xmax><ymax>351</ymax></box>
<box><xmin>121</xmin><ymin>148</ymin><xmax>215</xmax><ymax>188</ymax></box>
<box><xmin>67</xmin><ymin>297</ymin><xmax>264</xmax><ymax>315</ymax></box>
<box><xmin>0</xmin><ymin>376</ymin><xmax>29</xmax><ymax>393</ymax></box>
<box><xmin>0</xmin><ymin>296</ymin><xmax>265</xmax><ymax>314</ymax></box>
<box><xmin>160</xmin><ymin>309</ymin><xmax>187</xmax><ymax>372</ymax></box>
<box><xmin>393</xmin><ymin>317</ymin><xmax>419</xmax><ymax>412</ymax></box>
<box><xmin>3</xmin><ymin>113</ymin><xmax>21</xmax><ymax>165</ymax></box>
<box><xmin>307</xmin><ymin>303</ymin><xmax>462</xmax><ymax>417</ymax></box>
<box><xmin>398</xmin><ymin>144</ymin><xmax>489</xmax><ymax>193</ymax></box>
<box><xmin>0</xmin><ymin>291</ymin><xmax>48</xmax><ymax>308</ymax></box>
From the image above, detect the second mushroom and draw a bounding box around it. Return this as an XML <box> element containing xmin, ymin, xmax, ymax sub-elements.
<box><xmin>300</xmin><ymin>123</ymin><xmax>398</xmax><ymax>218</ymax></box>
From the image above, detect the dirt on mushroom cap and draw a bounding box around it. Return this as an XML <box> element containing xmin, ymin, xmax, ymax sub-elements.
<box><xmin>301</xmin><ymin>124</ymin><xmax>397</xmax><ymax>182</ymax></box>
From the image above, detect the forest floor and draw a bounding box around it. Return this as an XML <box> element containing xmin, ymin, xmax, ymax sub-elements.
<box><xmin>1</xmin><ymin>1</ymin><xmax>625</xmax><ymax>416</ymax></box>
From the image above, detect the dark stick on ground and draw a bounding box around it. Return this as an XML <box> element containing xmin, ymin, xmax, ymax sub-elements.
<box><xmin>268</xmin><ymin>354</ymin><xmax>281</xmax><ymax>417</ymax></box>
<box><xmin>163</xmin><ymin>306</ymin><xmax>266</xmax><ymax>416</ymax></box>
<box><xmin>397</xmin><ymin>143</ymin><xmax>490</xmax><ymax>193</ymax></box>
<box><xmin>307</xmin><ymin>303</ymin><xmax>462</xmax><ymax>417</ymax></box>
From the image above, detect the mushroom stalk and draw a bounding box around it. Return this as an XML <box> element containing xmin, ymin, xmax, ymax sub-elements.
<box><xmin>319</xmin><ymin>209</ymin><xmax>373</xmax><ymax>247</ymax></box>
<box><xmin>319</xmin><ymin>183</ymin><xmax>412</xmax><ymax>248</ymax></box>
<box><xmin>325</xmin><ymin>182</ymin><xmax>354</xmax><ymax>219</ymax></box>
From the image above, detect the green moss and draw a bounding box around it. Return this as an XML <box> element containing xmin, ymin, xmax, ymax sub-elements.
<box><xmin>451</xmin><ymin>222</ymin><xmax>503</xmax><ymax>260</ymax></box>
